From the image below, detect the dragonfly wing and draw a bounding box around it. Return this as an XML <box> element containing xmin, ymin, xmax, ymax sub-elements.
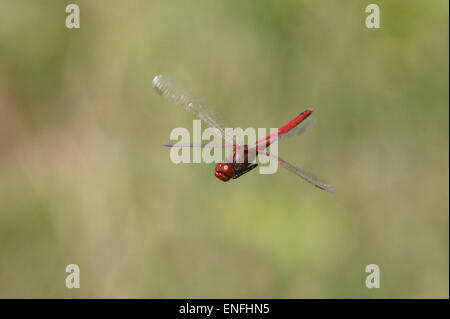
<box><xmin>249</xmin><ymin>120</ymin><xmax>316</xmax><ymax>152</ymax></box>
<box><xmin>278</xmin><ymin>120</ymin><xmax>316</xmax><ymax>141</ymax></box>
<box><xmin>162</xmin><ymin>143</ymin><xmax>229</xmax><ymax>148</ymax></box>
<box><xmin>260</xmin><ymin>152</ymin><xmax>337</xmax><ymax>193</ymax></box>
<box><xmin>277</xmin><ymin>156</ymin><xmax>337</xmax><ymax>193</ymax></box>
<box><xmin>153</xmin><ymin>75</ymin><xmax>235</xmax><ymax>144</ymax></box>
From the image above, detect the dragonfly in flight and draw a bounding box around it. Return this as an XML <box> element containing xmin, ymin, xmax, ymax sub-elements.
<box><xmin>152</xmin><ymin>74</ymin><xmax>336</xmax><ymax>193</ymax></box>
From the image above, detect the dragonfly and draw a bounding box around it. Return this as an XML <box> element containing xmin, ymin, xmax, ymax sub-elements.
<box><xmin>152</xmin><ymin>74</ymin><xmax>337</xmax><ymax>193</ymax></box>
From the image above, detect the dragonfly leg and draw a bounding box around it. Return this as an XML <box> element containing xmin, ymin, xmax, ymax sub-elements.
<box><xmin>232</xmin><ymin>163</ymin><xmax>258</xmax><ymax>179</ymax></box>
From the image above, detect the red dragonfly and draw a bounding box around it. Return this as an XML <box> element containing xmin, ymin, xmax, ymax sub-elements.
<box><xmin>152</xmin><ymin>74</ymin><xmax>336</xmax><ymax>193</ymax></box>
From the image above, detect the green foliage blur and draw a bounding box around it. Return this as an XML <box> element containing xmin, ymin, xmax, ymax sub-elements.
<box><xmin>0</xmin><ymin>0</ymin><xmax>448</xmax><ymax>298</ymax></box>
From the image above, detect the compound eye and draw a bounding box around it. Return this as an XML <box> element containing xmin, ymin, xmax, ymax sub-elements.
<box><xmin>222</xmin><ymin>164</ymin><xmax>232</xmax><ymax>176</ymax></box>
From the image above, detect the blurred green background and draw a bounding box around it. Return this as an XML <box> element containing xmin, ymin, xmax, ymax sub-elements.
<box><xmin>0</xmin><ymin>0</ymin><xmax>448</xmax><ymax>298</ymax></box>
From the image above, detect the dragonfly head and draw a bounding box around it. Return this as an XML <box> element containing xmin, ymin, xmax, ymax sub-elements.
<box><xmin>215</xmin><ymin>163</ymin><xmax>233</xmax><ymax>182</ymax></box>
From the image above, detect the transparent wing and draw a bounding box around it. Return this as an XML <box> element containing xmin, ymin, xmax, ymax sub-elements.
<box><xmin>249</xmin><ymin>120</ymin><xmax>316</xmax><ymax>152</ymax></box>
<box><xmin>278</xmin><ymin>120</ymin><xmax>316</xmax><ymax>141</ymax></box>
<box><xmin>260</xmin><ymin>152</ymin><xmax>337</xmax><ymax>193</ymax></box>
<box><xmin>162</xmin><ymin>143</ymin><xmax>229</xmax><ymax>148</ymax></box>
<box><xmin>153</xmin><ymin>75</ymin><xmax>236</xmax><ymax>144</ymax></box>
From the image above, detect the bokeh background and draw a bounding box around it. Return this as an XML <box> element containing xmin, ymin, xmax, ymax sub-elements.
<box><xmin>0</xmin><ymin>0</ymin><xmax>448</xmax><ymax>298</ymax></box>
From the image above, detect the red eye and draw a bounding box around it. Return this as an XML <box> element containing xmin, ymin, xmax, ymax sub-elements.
<box><xmin>222</xmin><ymin>164</ymin><xmax>232</xmax><ymax>176</ymax></box>
<box><xmin>215</xmin><ymin>163</ymin><xmax>232</xmax><ymax>181</ymax></box>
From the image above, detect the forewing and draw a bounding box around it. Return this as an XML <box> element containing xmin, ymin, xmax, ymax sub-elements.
<box><xmin>277</xmin><ymin>156</ymin><xmax>337</xmax><ymax>193</ymax></box>
<box><xmin>260</xmin><ymin>152</ymin><xmax>337</xmax><ymax>193</ymax></box>
<box><xmin>152</xmin><ymin>75</ymin><xmax>234</xmax><ymax>144</ymax></box>
<box><xmin>162</xmin><ymin>143</ymin><xmax>229</xmax><ymax>148</ymax></box>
